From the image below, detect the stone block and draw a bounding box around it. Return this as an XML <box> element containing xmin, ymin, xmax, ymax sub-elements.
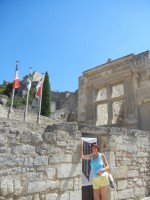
<box><xmin>72</xmin><ymin>152</ymin><xmax>81</xmax><ymax>163</ymax></box>
<box><xmin>118</xmin><ymin>188</ymin><xmax>134</xmax><ymax>199</ymax></box>
<box><xmin>117</xmin><ymin>180</ymin><xmax>128</xmax><ymax>190</ymax></box>
<box><xmin>24</xmin><ymin>157</ymin><xmax>34</xmax><ymax>166</ymax></box>
<box><xmin>34</xmin><ymin>156</ymin><xmax>48</xmax><ymax>166</ymax></box>
<box><xmin>45</xmin><ymin>193</ymin><xmax>57</xmax><ymax>200</ymax></box>
<box><xmin>45</xmin><ymin>192</ymin><xmax>69</xmax><ymax>200</ymax></box>
<box><xmin>0</xmin><ymin>176</ymin><xmax>22</xmax><ymax>196</ymax></box>
<box><xmin>18</xmin><ymin>196</ymin><xmax>33</xmax><ymax>200</ymax></box>
<box><xmin>0</xmin><ymin>134</ymin><xmax>7</xmax><ymax>146</ymax></box>
<box><xmin>46</xmin><ymin>180</ymin><xmax>60</xmax><ymax>189</ymax></box>
<box><xmin>26</xmin><ymin>181</ymin><xmax>47</xmax><ymax>193</ymax></box>
<box><xmin>56</xmin><ymin>130</ymin><xmax>70</xmax><ymax>141</ymax></box>
<box><xmin>42</xmin><ymin>131</ymin><xmax>57</xmax><ymax>144</ymax></box>
<box><xmin>49</xmin><ymin>154</ymin><xmax>72</xmax><ymax>164</ymax></box>
<box><xmin>74</xmin><ymin>177</ymin><xmax>82</xmax><ymax>190</ymax></box>
<box><xmin>109</xmin><ymin>151</ymin><xmax>116</xmax><ymax>167</ymax></box>
<box><xmin>70</xmin><ymin>190</ymin><xmax>81</xmax><ymax>200</ymax></box>
<box><xmin>112</xmin><ymin>166</ymin><xmax>127</xmax><ymax>179</ymax></box>
<box><xmin>20</xmin><ymin>131</ymin><xmax>32</xmax><ymax>143</ymax></box>
<box><xmin>138</xmin><ymin>152</ymin><xmax>149</xmax><ymax>157</ymax></box>
<box><xmin>34</xmin><ymin>194</ymin><xmax>40</xmax><ymax>200</ymax></box>
<box><xmin>21</xmin><ymin>145</ymin><xmax>35</xmax><ymax>154</ymax></box>
<box><xmin>0</xmin><ymin>155</ymin><xmax>22</xmax><ymax>166</ymax></box>
<box><xmin>45</xmin><ymin>167</ymin><xmax>56</xmax><ymax>180</ymax></box>
<box><xmin>47</xmin><ymin>146</ymin><xmax>61</xmax><ymax>154</ymax></box>
<box><xmin>134</xmin><ymin>186</ymin><xmax>141</xmax><ymax>197</ymax></box>
<box><xmin>55</xmin><ymin>122</ymin><xmax>78</xmax><ymax>132</ymax></box>
<box><xmin>57</xmin><ymin>163</ymin><xmax>81</xmax><ymax>178</ymax></box>
<box><xmin>26</xmin><ymin>172</ymin><xmax>43</xmax><ymax>181</ymax></box>
<box><xmin>60</xmin><ymin>179</ymin><xmax>73</xmax><ymax>191</ymax></box>
<box><xmin>127</xmin><ymin>170</ymin><xmax>139</xmax><ymax>177</ymax></box>
<box><xmin>56</xmin><ymin>141</ymin><xmax>67</xmax><ymax>146</ymax></box>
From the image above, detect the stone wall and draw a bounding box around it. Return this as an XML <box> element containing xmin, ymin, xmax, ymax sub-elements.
<box><xmin>0</xmin><ymin>114</ymin><xmax>149</xmax><ymax>200</ymax></box>
<box><xmin>0</xmin><ymin>119</ymin><xmax>82</xmax><ymax>200</ymax></box>
<box><xmin>80</xmin><ymin>125</ymin><xmax>150</xmax><ymax>200</ymax></box>
<box><xmin>0</xmin><ymin>105</ymin><xmax>68</xmax><ymax>125</ymax></box>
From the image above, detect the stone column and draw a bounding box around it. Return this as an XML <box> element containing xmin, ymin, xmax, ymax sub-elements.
<box><xmin>107</xmin><ymin>84</ymin><xmax>112</xmax><ymax>125</ymax></box>
<box><xmin>123</xmin><ymin>73</ymin><xmax>137</xmax><ymax>126</ymax></box>
<box><xmin>86</xmin><ymin>85</ymin><xmax>94</xmax><ymax>125</ymax></box>
<box><xmin>78</xmin><ymin>76</ymin><xmax>87</xmax><ymax>124</ymax></box>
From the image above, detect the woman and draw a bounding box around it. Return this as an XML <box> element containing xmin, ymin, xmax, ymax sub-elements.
<box><xmin>81</xmin><ymin>143</ymin><xmax>109</xmax><ymax>200</ymax></box>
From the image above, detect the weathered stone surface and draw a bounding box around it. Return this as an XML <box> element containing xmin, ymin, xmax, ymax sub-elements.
<box><xmin>78</xmin><ymin>50</ymin><xmax>150</xmax><ymax>131</ymax></box>
<box><xmin>24</xmin><ymin>157</ymin><xmax>34</xmax><ymax>166</ymax></box>
<box><xmin>0</xmin><ymin>134</ymin><xmax>7</xmax><ymax>147</ymax></box>
<box><xmin>0</xmin><ymin>119</ymin><xmax>82</xmax><ymax>200</ymax></box>
<box><xmin>26</xmin><ymin>181</ymin><xmax>47</xmax><ymax>193</ymax></box>
<box><xmin>57</xmin><ymin>163</ymin><xmax>81</xmax><ymax>178</ymax></box>
<box><xmin>45</xmin><ymin>167</ymin><xmax>56</xmax><ymax>180</ymax></box>
<box><xmin>70</xmin><ymin>190</ymin><xmax>81</xmax><ymax>200</ymax></box>
<box><xmin>26</xmin><ymin>172</ymin><xmax>43</xmax><ymax>181</ymax></box>
<box><xmin>34</xmin><ymin>156</ymin><xmax>48</xmax><ymax>166</ymax></box>
<box><xmin>60</xmin><ymin>179</ymin><xmax>73</xmax><ymax>191</ymax></box>
<box><xmin>0</xmin><ymin>176</ymin><xmax>22</xmax><ymax>196</ymax></box>
<box><xmin>128</xmin><ymin>170</ymin><xmax>139</xmax><ymax>177</ymax></box>
<box><xmin>74</xmin><ymin>178</ymin><xmax>82</xmax><ymax>190</ymax></box>
<box><xmin>118</xmin><ymin>188</ymin><xmax>134</xmax><ymax>199</ymax></box>
<box><xmin>55</xmin><ymin>122</ymin><xmax>78</xmax><ymax>132</ymax></box>
<box><xmin>117</xmin><ymin>180</ymin><xmax>128</xmax><ymax>190</ymax></box>
<box><xmin>49</xmin><ymin>154</ymin><xmax>72</xmax><ymax>164</ymax></box>
<box><xmin>42</xmin><ymin>131</ymin><xmax>57</xmax><ymax>144</ymax></box>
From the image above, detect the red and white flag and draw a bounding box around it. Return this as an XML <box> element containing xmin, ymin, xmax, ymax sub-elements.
<box><xmin>13</xmin><ymin>64</ymin><xmax>20</xmax><ymax>89</ymax></box>
<box><xmin>35</xmin><ymin>78</ymin><xmax>43</xmax><ymax>97</ymax></box>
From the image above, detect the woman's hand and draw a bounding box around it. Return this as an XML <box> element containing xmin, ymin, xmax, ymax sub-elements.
<box><xmin>97</xmin><ymin>170</ymin><xmax>104</xmax><ymax>176</ymax></box>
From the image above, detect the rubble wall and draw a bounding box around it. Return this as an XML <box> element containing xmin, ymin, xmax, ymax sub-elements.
<box><xmin>81</xmin><ymin>126</ymin><xmax>150</xmax><ymax>200</ymax></box>
<box><xmin>0</xmin><ymin>119</ymin><xmax>82</xmax><ymax>200</ymax></box>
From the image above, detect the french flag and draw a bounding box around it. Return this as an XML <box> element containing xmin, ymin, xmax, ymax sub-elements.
<box><xmin>35</xmin><ymin>78</ymin><xmax>43</xmax><ymax>97</ymax></box>
<box><xmin>13</xmin><ymin>63</ymin><xmax>20</xmax><ymax>89</ymax></box>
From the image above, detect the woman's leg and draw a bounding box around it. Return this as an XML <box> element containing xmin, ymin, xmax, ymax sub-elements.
<box><xmin>99</xmin><ymin>186</ymin><xmax>108</xmax><ymax>200</ymax></box>
<box><xmin>93</xmin><ymin>188</ymin><xmax>101</xmax><ymax>200</ymax></box>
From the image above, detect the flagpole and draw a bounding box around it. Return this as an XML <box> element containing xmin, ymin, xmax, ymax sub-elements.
<box><xmin>24</xmin><ymin>67</ymin><xmax>32</xmax><ymax>122</ymax></box>
<box><xmin>37</xmin><ymin>83</ymin><xmax>43</xmax><ymax>124</ymax></box>
<box><xmin>24</xmin><ymin>87</ymin><xmax>30</xmax><ymax>121</ymax></box>
<box><xmin>8</xmin><ymin>89</ymin><xmax>15</xmax><ymax>119</ymax></box>
<box><xmin>8</xmin><ymin>61</ymin><xmax>19</xmax><ymax>119</ymax></box>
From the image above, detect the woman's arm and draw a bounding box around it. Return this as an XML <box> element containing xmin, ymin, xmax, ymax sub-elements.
<box><xmin>102</xmin><ymin>153</ymin><xmax>110</xmax><ymax>172</ymax></box>
<box><xmin>80</xmin><ymin>143</ymin><xmax>92</xmax><ymax>160</ymax></box>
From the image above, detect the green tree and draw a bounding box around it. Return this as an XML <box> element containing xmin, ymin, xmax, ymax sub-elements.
<box><xmin>3</xmin><ymin>83</ymin><xmax>13</xmax><ymax>97</ymax></box>
<box><xmin>41</xmin><ymin>71</ymin><xmax>51</xmax><ymax>116</ymax></box>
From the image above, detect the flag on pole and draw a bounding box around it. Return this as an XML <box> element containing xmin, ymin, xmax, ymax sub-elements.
<box><xmin>26</xmin><ymin>74</ymin><xmax>33</xmax><ymax>91</ymax></box>
<box><xmin>35</xmin><ymin>78</ymin><xmax>43</xmax><ymax>97</ymax></box>
<box><xmin>13</xmin><ymin>64</ymin><xmax>20</xmax><ymax>89</ymax></box>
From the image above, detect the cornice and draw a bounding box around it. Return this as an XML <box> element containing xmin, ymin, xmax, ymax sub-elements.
<box><xmin>83</xmin><ymin>50</ymin><xmax>150</xmax><ymax>78</ymax></box>
<box><xmin>83</xmin><ymin>54</ymin><xmax>134</xmax><ymax>77</ymax></box>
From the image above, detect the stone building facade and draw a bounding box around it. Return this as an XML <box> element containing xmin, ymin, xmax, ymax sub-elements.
<box><xmin>78</xmin><ymin>50</ymin><xmax>150</xmax><ymax>131</ymax></box>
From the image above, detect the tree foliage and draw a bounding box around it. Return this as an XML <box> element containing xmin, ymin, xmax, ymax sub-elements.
<box><xmin>2</xmin><ymin>83</ymin><xmax>13</xmax><ymax>97</ymax></box>
<box><xmin>41</xmin><ymin>71</ymin><xmax>51</xmax><ymax>116</ymax></box>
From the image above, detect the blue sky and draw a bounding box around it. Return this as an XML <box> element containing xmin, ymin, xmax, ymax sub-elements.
<box><xmin>0</xmin><ymin>0</ymin><xmax>150</xmax><ymax>92</ymax></box>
